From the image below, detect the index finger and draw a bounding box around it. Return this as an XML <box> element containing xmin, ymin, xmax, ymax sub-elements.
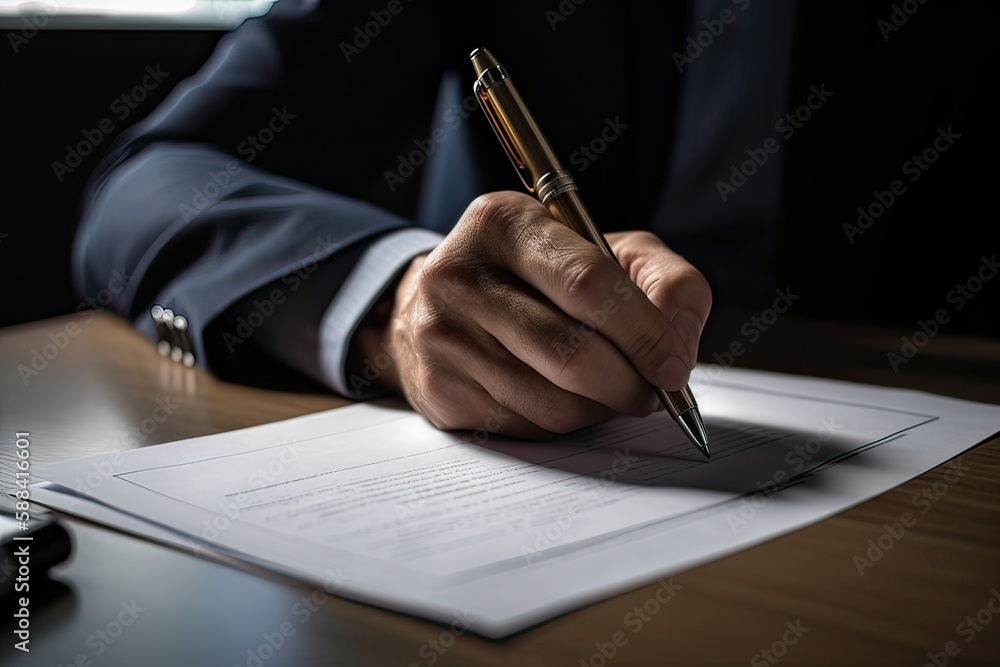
<box><xmin>499</xmin><ymin>210</ymin><xmax>694</xmax><ymax>392</ymax></box>
<box><xmin>608</xmin><ymin>231</ymin><xmax>712</xmax><ymax>366</ymax></box>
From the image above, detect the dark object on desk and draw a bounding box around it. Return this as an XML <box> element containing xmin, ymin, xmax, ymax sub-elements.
<box><xmin>1</xmin><ymin>504</ymin><xmax>73</xmax><ymax>602</ymax></box>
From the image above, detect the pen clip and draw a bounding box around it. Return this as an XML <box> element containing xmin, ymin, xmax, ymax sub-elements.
<box><xmin>474</xmin><ymin>73</ymin><xmax>534</xmax><ymax>193</ymax></box>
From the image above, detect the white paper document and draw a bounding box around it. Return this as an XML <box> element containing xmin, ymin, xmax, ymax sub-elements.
<box><xmin>32</xmin><ymin>367</ymin><xmax>1000</xmax><ymax>637</ymax></box>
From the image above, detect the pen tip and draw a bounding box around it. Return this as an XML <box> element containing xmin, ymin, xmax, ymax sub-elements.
<box><xmin>677</xmin><ymin>408</ymin><xmax>710</xmax><ymax>459</ymax></box>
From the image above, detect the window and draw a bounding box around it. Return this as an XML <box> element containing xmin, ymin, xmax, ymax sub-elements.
<box><xmin>0</xmin><ymin>0</ymin><xmax>277</xmax><ymax>29</ymax></box>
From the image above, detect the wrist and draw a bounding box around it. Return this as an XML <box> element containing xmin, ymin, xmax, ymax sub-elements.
<box><xmin>346</xmin><ymin>253</ymin><xmax>427</xmax><ymax>395</ymax></box>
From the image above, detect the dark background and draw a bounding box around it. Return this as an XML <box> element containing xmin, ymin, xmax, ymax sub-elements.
<box><xmin>1</xmin><ymin>28</ymin><xmax>224</xmax><ymax>326</ymax></box>
<box><xmin>0</xmin><ymin>1</ymin><xmax>997</xmax><ymax>339</ymax></box>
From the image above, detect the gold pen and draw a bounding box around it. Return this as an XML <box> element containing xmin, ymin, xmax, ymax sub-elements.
<box><xmin>470</xmin><ymin>47</ymin><xmax>710</xmax><ymax>458</ymax></box>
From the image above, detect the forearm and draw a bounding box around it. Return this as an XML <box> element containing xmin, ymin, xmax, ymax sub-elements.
<box><xmin>72</xmin><ymin>142</ymin><xmax>418</xmax><ymax>379</ymax></box>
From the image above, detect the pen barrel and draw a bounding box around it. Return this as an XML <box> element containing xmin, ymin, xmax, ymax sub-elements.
<box><xmin>545</xmin><ymin>186</ymin><xmax>700</xmax><ymax>423</ymax></box>
<box><xmin>476</xmin><ymin>76</ymin><xmax>563</xmax><ymax>190</ymax></box>
<box><xmin>543</xmin><ymin>187</ymin><xmax>617</xmax><ymax>262</ymax></box>
<box><xmin>656</xmin><ymin>386</ymin><xmax>697</xmax><ymax>420</ymax></box>
<box><xmin>471</xmin><ymin>47</ymin><xmax>707</xmax><ymax>454</ymax></box>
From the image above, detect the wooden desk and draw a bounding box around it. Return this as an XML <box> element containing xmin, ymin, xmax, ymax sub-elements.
<box><xmin>2</xmin><ymin>312</ymin><xmax>998</xmax><ymax>666</ymax></box>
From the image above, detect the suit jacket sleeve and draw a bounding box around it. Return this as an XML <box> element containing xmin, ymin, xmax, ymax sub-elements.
<box><xmin>71</xmin><ymin>1</ymin><xmax>452</xmax><ymax>388</ymax></box>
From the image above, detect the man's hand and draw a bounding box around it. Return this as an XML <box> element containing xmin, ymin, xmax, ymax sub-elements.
<box><xmin>355</xmin><ymin>191</ymin><xmax>712</xmax><ymax>438</ymax></box>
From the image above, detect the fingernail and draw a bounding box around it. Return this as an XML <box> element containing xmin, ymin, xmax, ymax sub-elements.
<box><xmin>654</xmin><ymin>356</ymin><xmax>689</xmax><ymax>391</ymax></box>
<box><xmin>672</xmin><ymin>311</ymin><xmax>702</xmax><ymax>369</ymax></box>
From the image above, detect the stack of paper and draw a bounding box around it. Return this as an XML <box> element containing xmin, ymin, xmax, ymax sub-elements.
<box><xmin>31</xmin><ymin>367</ymin><xmax>1000</xmax><ymax>637</ymax></box>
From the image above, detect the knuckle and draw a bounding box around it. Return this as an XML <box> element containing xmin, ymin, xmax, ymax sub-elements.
<box><xmin>534</xmin><ymin>395</ymin><xmax>587</xmax><ymax>434</ymax></box>
<box><xmin>679</xmin><ymin>266</ymin><xmax>712</xmax><ymax>310</ymax></box>
<box><xmin>549</xmin><ymin>322</ymin><xmax>597</xmax><ymax>379</ymax></box>
<box><xmin>418</xmin><ymin>258</ymin><xmax>486</xmax><ymax>315</ymax></box>
<box><xmin>562</xmin><ymin>251</ymin><xmax>614</xmax><ymax>299</ymax></box>
<box><xmin>647</xmin><ymin>265</ymin><xmax>713</xmax><ymax>315</ymax></box>
<box><xmin>504</xmin><ymin>210</ymin><xmax>536</xmax><ymax>254</ymax></box>
<box><xmin>414</xmin><ymin>367</ymin><xmax>467</xmax><ymax>429</ymax></box>
<box><xmin>623</xmin><ymin>322</ymin><xmax>668</xmax><ymax>367</ymax></box>
<box><xmin>631</xmin><ymin>230</ymin><xmax>662</xmax><ymax>247</ymax></box>
<box><xmin>419</xmin><ymin>252</ymin><xmax>470</xmax><ymax>296</ymax></box>
<box><xmin>462</xmin><ymin>191</ymin><xmax>522</xmax><ymax>239</ymax></box>
<box><xmin>466</xmin><ymin>191</ymin><xmax>552</xmax><ymax>256</ymax></box>
<box><xmin>407</xmin><ymin>308</ymin><xmax>452</xmax><ymax>360</ymax></box>
<box><xmin>493</xmin><ymin>385</ymin><xmax>582</xmax><ymax>435</ymax></box>
<box><xmin>674</xmin><ymin>267</ymin><xmax>713</xmax><ymax>302</ymax></box>
<box><xmin>465</xmin><ymin>192</ymin><xmax>507</xmax><ymax>222</ymax></box>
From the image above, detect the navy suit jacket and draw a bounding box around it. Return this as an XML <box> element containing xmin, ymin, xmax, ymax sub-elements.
<box><xmin>72</xmin><ymin>0</ymin><xmax>996</xmax><ymax>390</ymax></box>
<box><xmin>72</xmin><ymin>0</ymin><xmax>689</xmax><ymax>386</ymax></box>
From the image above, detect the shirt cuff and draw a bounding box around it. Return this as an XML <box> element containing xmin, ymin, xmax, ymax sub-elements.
<box><xmin>318</xmin><ymin>227</ymin><xmax>443</xmax><ymax>398</ymax></box>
